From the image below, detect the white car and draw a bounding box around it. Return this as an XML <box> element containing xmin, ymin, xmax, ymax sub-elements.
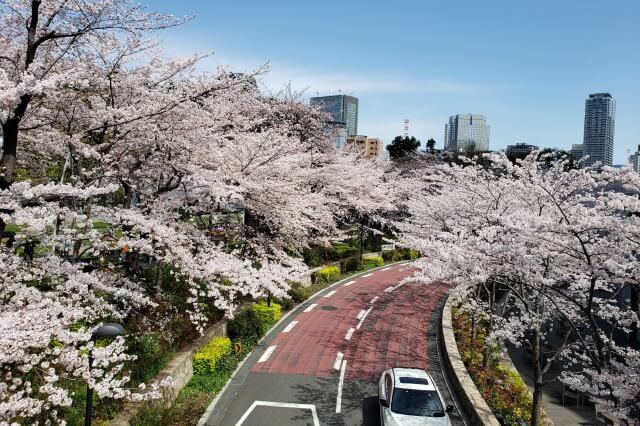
<box><xmin>378</xmin><ymin>367</ymin><xmax>453</xmax><ymax>426</ymax></box>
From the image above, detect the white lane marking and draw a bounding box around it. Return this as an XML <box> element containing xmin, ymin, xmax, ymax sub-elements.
<box><xmin>324</xmin><ymin>290</ymin><xmax>337</xmax><ymax>298</ymax></box>
<box><xmin>393</xmin><ymin>282</ymin><xmax>405</xmax><ymax>291</ymax></box>
<box><xmin>357</xmin><ymin>309</ymin><xmax>367</xmax><ymax>319</ymax></box>
<box><xmin>282</xmin><ymin>321</ymin><xmax>298</xmax><ymax>333</ymax></box>
<box><xmin>382</xmin><ymin>267</ymin><xmax>391</xmax><ymax>271</ymax></box>
<box><xmin>370</xmin><ymin>296</ymin><xmax>379</xmax><ymax>304</ymax></box>
<box><xmin>236</xmin><ymin>401</ymin><xmax>319</xmax><ymax>426</ymax></box>
<box><xmin>257</xmin><ymin>345</ymin><xmax>277</xmax><ymax>363</ymax></box>
<box><xmin>362</xmin><ymin>273</ymin><xmax>373</xmax><ymax>277</ymax></box>
<box><xmin>345</xmin><ymin>327</ymin><xmax>355</xmax><ymax>341</ymax></box>
<box><xmin>384</xmin><ymin>286</ymin><xmax>394</xmax><ymax>292</ymax></box>
<box><xmin>336</xmin><ymin>360</ymin><xmax>347</xmax><ymax>413</ymax></box>
<box><xmin>333</xmin><ymin>352</ymin><xmax>344</xmax><ymax>370</ymax></box>
<box><xmin>356</xmin><ymin>306</ymin><xmax>374</xmax><ymax>330</ymax></box>
<box><xmin>303</xmin><ymin>303</ymin><xmax>317</xmax><ymax>313</ymax></box>
<box><xmin>344</xmin><ymin>280</ymin><xmax>356</xmax><ymax>286</ymax></box>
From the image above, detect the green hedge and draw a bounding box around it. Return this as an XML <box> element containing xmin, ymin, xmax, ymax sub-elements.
<box><xmin>252</xmin><ymin>301</ymin><xmax>282</xmax><ymax>334</ymax></box>
<box><xmin>192</xmin><ymin>336</ymin><xmax>232</xmax><ymax>375</ymax></box>
<box><xmin>227</xmin><ymin>302</ymin><xmax>282</xmax><ymax>341</ymax></box>
<box><xmin>314</xmin><ymin>266</ymin><xmax>340</xmax><ymax>284</ymax></box>
<box><xmin>363</xmin><ymin>255</ymin><xmax>384</xmax><ymax>267</ymax></box>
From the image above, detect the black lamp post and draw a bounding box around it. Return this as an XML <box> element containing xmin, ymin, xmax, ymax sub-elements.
<box><xmin>85</xmin><ymin>323</ymin><xmax>124</xmax><ymax>426</ymax></box>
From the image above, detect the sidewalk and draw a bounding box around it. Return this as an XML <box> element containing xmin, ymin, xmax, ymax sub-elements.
<box><xmin>507</xmin><ymin>346</ymin><xmax>599</xmax><ymax>425</ymax></box>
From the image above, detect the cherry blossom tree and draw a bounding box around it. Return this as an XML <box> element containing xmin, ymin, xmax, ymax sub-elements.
<box><xmin>399</xmin><ymin>153</ymin><xmax>640</xmax><ymax>423</ymax></box>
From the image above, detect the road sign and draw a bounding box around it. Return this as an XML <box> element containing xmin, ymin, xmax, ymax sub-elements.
<box><xmin>381</xmin><ymin>243</ymin><xmax>395</xmax><ymax>251</ymax></box>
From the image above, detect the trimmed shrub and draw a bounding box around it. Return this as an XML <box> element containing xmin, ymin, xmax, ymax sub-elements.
<box><xmin>314</xmin><ymin>266</ymin><xmax>340</xmax><ymax>284</ymax></box>
<box><xmin>227</xmin><ymin>309</ymin><xmax>262</xmax><ymax>341</ymax></box>
<box><xmin>366</xmin><ymin>256</ymin><xmax>384</xmax><ymax>267</ymax></box>
<box><xmin>251</xmin><ymin>301</ymin><xmax>282</xmax><ymax>334</ymax></box>
<box><xmin>288</xmin><ymin>282</ymin><xmax>311</xmax><ymax>303</ymax></box>
<box><xmin>382</xmin><ymin>251</ymin><xmax>393</xmax><ymax>261</ymax></box>
<box><xmin>328</xmin><ymin>243</ymin><xmax>357</xmax><ymax>260</ymax></box>
<box><xmin>192</xmin><ymin>336</ymin><xmax>232</xmax><ymax>374</ymax></box>
<box><xmin>340</xmin><ymin>257</ymin><xmax>359</xmax><ymax>273</ymax></box>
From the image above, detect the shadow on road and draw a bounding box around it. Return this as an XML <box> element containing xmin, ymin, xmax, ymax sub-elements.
<box><xmin>362</xmin><ymin>396</ymin><xmax>381</xmax><ymax>426</ymax></box>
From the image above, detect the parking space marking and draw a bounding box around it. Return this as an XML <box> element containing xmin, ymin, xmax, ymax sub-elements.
<box><xmin>235</xmin><ymin>401</ymin><xmax>319</xmax><ymax>426</ymax></box>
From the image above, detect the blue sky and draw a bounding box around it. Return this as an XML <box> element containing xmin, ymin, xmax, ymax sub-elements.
<box><xmin>143</xmin><ymin>0</ymin><xmax>640</xmax><ymax>164</ymax></box>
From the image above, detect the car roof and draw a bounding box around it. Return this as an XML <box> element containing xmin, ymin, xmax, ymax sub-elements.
<box><xmin>391</xmin><ymin>368</ymin><xmax>436</xmax><ymax>391</ymax></box>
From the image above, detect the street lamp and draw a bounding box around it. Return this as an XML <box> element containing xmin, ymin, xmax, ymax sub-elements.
<box><xmin>85</xmin><ymin>323</ymin><xmax>124</xmax><ymax>426</ymax></box>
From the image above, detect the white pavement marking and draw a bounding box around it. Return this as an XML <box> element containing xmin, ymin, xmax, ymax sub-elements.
<box><xmin>356</xmin><ymin>306</ymin><xmax>374</xmax><ymax>330</ymax></box>
<box><xmin>345</xmin><ymin>327</ymin><xmax>355</xmax><ymax>341</ymax></box>
<box><xmin>282</xmin><ymin>321</ymin><xmax>298</xmax><ymax>333</ymax></box>
<box><xmin>333</xmin><ymin>352</ymin><xmax>344</xmax><ymax>370</ymax></box>
<box><xmin>324</xmin><ymin>290</ymin><xmax>337</xmax><ymax>298</ymax></box>
<box><xmin>257</xmin><ymin>345</ymin><xmax>277</xmax><ymax>363</ymax></box>
<box><xmin>362</xmin><ymin>273</ymin><xmax>373</xmax><ymax>277</ymax></box>
<box><xmin>303</xmin><ymin>303</ymin><xmax>317</xmax><ymax>313</ymax></box>
<box><xmin>357</xmin><ymin>309</ymin><xmax>367</xmax><ymax>320</ymax></box>
<box><xmin>381</xmin><ymin>267</ymin><xmax>391</xmax><ymax>271</ymax></box>
<box><xmin>370</xmin><ymin>296</ymin><xmax>379</xmax><ymax>304</ymax></box>
<box><xmin>393</xmin><ymin>282</ymin><xmax>405</xmax><ymax>291</ymax></box>
<box><xmin>384</xmin><ymin>286</ymin><xmax>394</xmax><ymax>292</ymax></box>
<box><xmin>236</xmin><ymin>401</ymin><xmax>319</xmax><ymax>426</ymax></box>
<box><xmin>343</xmin><ymin>280</ymin><xmax>356</xmax><ymax>286</ymax></box>
<box><xmin>336</xmin><ymin>360</ymin><xmax>347</xmax><ymax>413</ymax></box>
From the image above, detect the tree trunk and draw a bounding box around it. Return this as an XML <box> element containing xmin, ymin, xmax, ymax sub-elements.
<box><xmin>482</xmin><ymin>280</ymin><xmax>496</xmax><ymax>371</ymax></box>
<box><xmin>530</xmin><ymin>326</ymin><xmax>543</xmax><ymax>426</ymax></box>
<box><xmin>0</xmin><ymin>119</ymin><xmax>20</xmax><ymax>190</ymax></box>
<box><xmin>631</xmin><ymin>285</ymin><xmax>640</xmax><ymax>348</ymax></box>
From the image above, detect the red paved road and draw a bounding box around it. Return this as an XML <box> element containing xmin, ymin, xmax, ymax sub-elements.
<box><xmin>252</xmin><ymin>264</ymin><xmax>450</xmax><ymax>380</ymax></box>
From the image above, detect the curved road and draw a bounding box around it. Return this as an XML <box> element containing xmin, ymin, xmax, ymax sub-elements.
<box><xmin>202</xmin><ymin>263</ymin><xmax>466</xmax><ymax>426</ymax></box>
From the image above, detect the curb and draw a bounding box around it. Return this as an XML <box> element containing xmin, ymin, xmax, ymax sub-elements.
<box><xmin>196</xmin><ymin>260</ymin><xmax>411</xmax><ymax>426</ymax></box>
<box><xmin>440</xmin><ymin>294</ymin><xmax>501</xmax><ymax>426</ymax></box>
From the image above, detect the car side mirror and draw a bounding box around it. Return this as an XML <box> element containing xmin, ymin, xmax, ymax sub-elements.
<box><xmin>446</xmin><ymin>404</ymin><xmax>454</xmax><ymax>412</ymax></box>
<box><xmin>379</xmin><ymin>398</ymin><xmax>389</xmax><ymax>408</ymax></box>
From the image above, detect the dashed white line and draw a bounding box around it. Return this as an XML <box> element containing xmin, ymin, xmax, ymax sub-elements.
<box><xmin>336</xmin><ymin>360</ymin><xmax>347</xmax><ymax>413</ymax></box>
<box><xmin>303</xmin><ymin>303</ymin><xmax>317</xmax><ymax>313</ymax></box>
<box><xmin>282</xmin><ymin>321</ymin><xmax>298</xmax><ymax>333</ymax></box>
<box><xmin>385</xmin><ymin>286</ymin><xmax>394</xmax><ymax>292</ymax></box>
<box><xmin>324</xmin><ymin>290</ymin><xmax>337</xmax><ymax>298</ymax></box>
<box><xmin>257</xmin><ymin>345</ymin><xmax>277</xmax><ymax>363</ymax></box>
<box><xmin>344</xmin><ymin>327</ymin><xmax>355</xmax><ymax>341</ymax></box>
<box><xmin>382</xmin><ymin>267</ymin><xmax>391</xmax><ymax>271</ymax></box>
<box><xmin>362</xmin><ymin>273</ymin><xmax>373</xmax><ymax>277</ymax></box>
<box><xmin>236</xmin><ymin>401</ymin><xmax>319</xmax><ymax>426</ymax></box>
<box><xmin>370</xmin><ymin>296</ymin><xmax>379</xmax><ymax>304</ymax></box>
<box><xmin>357</xmin><ymin>309</ymin><xmax>367</xmax><ymax>319</ymax></box>
<box><xmin>356</xmin><ymin>306</ymin><xmax>373</xmax><ymax>330</ymax></box>
<box><xmin>344</xmin><ymin>280</ymin><xmax>356</xmax><ymax>286</ymax></box>
<box><xmin>333</xmin><ymin>352</ymin><xmax>344</xmax><ymax>370</ymax></box>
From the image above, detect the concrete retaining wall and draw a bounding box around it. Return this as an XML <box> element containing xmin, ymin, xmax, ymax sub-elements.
<box><xmin>440</xmin><ymin>295</ymin><xmax>501</xmax><ymax>426</ymax></box>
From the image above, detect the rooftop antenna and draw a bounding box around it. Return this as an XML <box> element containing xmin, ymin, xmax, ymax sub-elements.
<box><xmin>403</xmin><ymin>119</ymin><xmax>409</xmax><ymax>138</ymax></box>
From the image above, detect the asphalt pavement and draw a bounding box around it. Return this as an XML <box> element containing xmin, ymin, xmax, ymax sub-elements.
<box><xmin>202</xmin><ymin>263</ymin><xmax>466</xmax><ymax>426</ymax></box>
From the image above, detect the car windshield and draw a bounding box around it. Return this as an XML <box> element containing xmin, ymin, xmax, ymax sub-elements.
<box><xmin>391</xmin><ymin>388</ymin><xmax>444</xmax><ymax>416</ymax></box>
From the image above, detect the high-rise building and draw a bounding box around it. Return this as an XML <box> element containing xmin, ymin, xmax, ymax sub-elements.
<box><xmin>346</xmin><ymin>135</ymin><xmax>383</xmax><ymax>159</ymax></box>
<box><xmin>569</xmin><ymin>144</ymin><xmax>585</xmax><ymax>162</ymax></box>
<box><xmin>630</xmin><ymin>145</ymin><xmax>640</xmax><ymax>173</ymax></box>
<box><xmin>444</xmin><ymin>114</ymin><xmax>490</xmax><ymax>153</ymax></box>
<box><xmin>506</xmin><ymin>143</ymin><xmax>539</xmax><ymax>157</ymax></box>
<box><xmin>583</xmin><ymin>93</ymin><xmax>615</xmax><ymax>167</ymax></box>
<box><xmin>310</xmin><ymin>95</ymin><xmax>359</xmax><ymax>137</ymax></box>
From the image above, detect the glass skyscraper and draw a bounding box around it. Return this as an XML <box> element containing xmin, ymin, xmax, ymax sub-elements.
<box><xmin>583</xmin><ymin>93</ymin><xmax>615</xmax><ymax>167</ymax></box>
<box><xmin>310</xmin><ymin>95</ymin><xmax>359</xmax><ymax>137</ymax></box>
<box><xmin>444</xmin><ymin>114</ymin><xmax>490</xmax><ymax>153</ymax></box>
